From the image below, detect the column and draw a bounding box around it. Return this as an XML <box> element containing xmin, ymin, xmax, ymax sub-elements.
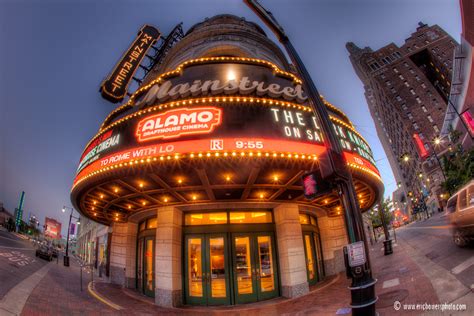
<box><xmin>109</xmin><ymin>221</ymin><xmax>138</xmax><ymax>288</ymax></box>
<box><xmin>273</xmin><ymin>204</ymin><xmax>309</xmax><ymax>298</ymax></box>
<box><xmin>318</xmin><ymin>215</ymin><xmax>348</xmax><ymax>276</ymax></box>
<box><xmin>155</xmin><ymin>206</ymin><xmax>183</xmax><ymax>307</ymax></box>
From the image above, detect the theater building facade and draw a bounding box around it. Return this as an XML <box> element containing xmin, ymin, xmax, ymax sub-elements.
<box><xmin>71</xmin><ymin>15</ymin><xmax>383</xmax><ymax>307</ymax></box>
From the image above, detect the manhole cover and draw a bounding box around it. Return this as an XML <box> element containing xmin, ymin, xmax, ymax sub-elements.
<box><xmin>377</xmin><ymin>289</ymin><xmax>409</xmax><ymax>308</ymax></box>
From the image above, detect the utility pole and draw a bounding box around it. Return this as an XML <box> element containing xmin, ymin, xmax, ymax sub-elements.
<box><xmin>244</xmin><ymin>1</ymin><xmax>377</xmax><ymax>314</ymax></box>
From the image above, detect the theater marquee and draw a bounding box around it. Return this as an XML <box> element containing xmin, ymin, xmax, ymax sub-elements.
<box><xmin>75</xmin><ymin>59</ymin><xmax>379</xmax><ymax>186</ymax></box>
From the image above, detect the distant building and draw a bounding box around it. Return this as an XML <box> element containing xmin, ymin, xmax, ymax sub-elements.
<box><xmin>441</xmin><ymin>0</ymin><xmax>474</xmax><ymax>150</ymax></box>
<box><xmin>347</xmin><ymin>22</ymin><xmax>458</xmax><ymax>214</ymax></box>
<box><xmin>0</xmin><ymin>202</ymin><xmax>13</xmax><ymax>227</ymax></box>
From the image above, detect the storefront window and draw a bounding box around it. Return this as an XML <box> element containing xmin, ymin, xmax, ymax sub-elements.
<box><xmin>299</xmin><ymin>214</ymin><xmax>309</xmax><ymax>224</ymax></box>
<box><xmin>146</xmin><ymin>217</ymin><xmax>158</xmax><ymax>229</ymax></box>
<box><xmin>300</xmin><ymin>213</ymin><xmax>318</xmax><ymax>227</ymax></box>
<box><xmin>185</xmin><ymin>212</ymin><xmax>228</xmax><ymax>225</ymax></box>
<box><xmin>229</xmin><ymin>211</ymin><xmax>272</xmax><ymax>224</ymax></box>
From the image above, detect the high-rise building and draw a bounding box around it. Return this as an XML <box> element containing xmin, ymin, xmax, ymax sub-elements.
<box><xmin>347</xmin><ymin>22</ymin><xmax>457</xmax><ymax>214</ymax></box>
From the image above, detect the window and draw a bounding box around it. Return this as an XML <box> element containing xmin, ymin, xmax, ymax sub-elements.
<box><xmin>421</xmin><ymin>83</ymin><xmax>426</xmax><ymax>89</ymax></box>
<box><xmin>409</xmin><ymin>69</ymin><xmax>414</xmax><ymax>74</ymax></box>
<box><xmin>393</xmin><ymin>68</ymin><xmax>399</xmax><ymax>73</ymax></box>
<box><xmin>413</xmin><ymin>123</ymin><xmax>419</xmax><ymax>130</ymax></box>
<box><xmin>229</xmin><ymin>211</ymin><xmax>272</xmax><ymax>224</ymax></box>
<box><xmin>410</xmin><ymin>89</ymin><xmax>416</xmax><ymax>95</ymax></box>
<box><xmin>147</xmin><ymin>217</ymin><xmax>158</xmax><ymax>229</ymax></box>
<box><xmin>396</xmin><ymin>95</ymin><xmax>402</xmax><ymax>101</ymax></box>
<box><xmin>299</xmin><ymin>214</ymin><xmax>310</xmax><ymax>224</ymax></box>
<box><xmin>468</xmin><ymin>185</ymin><xmax>474</xmax><ymax>206</ymax></box>
<box><xmin>404</xmin><ymin>82</ymin><xmax>410</xmax><ymax>87</ymax></box>
<box><xmin>185</xmin><ymin>212</ymin><xmax>227</xmax><ymax>225</ymax></box>
<box><xmin>427</xmin><ymin>115</ymin><xmax>433</xmax><ymax>123</ymax></box>
<box><xmin>459</xmin><ymin>190</ymin><xmax>467</xmax><ymax>209</ymax></box>
<box><xmin>299</xmin><ymin>213</ymin><xmax>318</xmax><ymax>227</ymax></box>
<box><xmin>407</xmin><ymin>113</ymin><xmax>413</xmax><ymax>120</ymax></box>
<box><xmin>416</xmin><ymin>97</ymin><xmax>421</xmax><ymax>103</ymax></box>
<box><xmin>398</xmin><ymin>75</ymin><xmax>404</xmax><ymax>80</ymax></box>
<box><xmin>415</xmin><ymin>76</ymin><xmax>420</xmax><ymax>81</ymax></box>
<box><xmin>402</xmin><ymin>104</ymin><xmax>408</xmax><ymax>110</ymax></box>
<box><xmin>404</xmin><ymin>62</ymin><xmax>409</xmax><ymax>67</ymax></box>
<box><xmin>386</xmin><ymin>81</ymin><xmax>392</xmax><ymax>86</ymax></box>
<box><xmin>381</xmin><ymin>74</ymin><xmax>386</xmax><ymax>79</ymax></box>
<box><xmin>433</xmin><ymin>125</ymin><xmax>439</xmax><ymax>132</ymax></box>
<box><xmin>421</xmin><ymin>106</ymin><xmax>427</xmax><ymax>112</ymax></box>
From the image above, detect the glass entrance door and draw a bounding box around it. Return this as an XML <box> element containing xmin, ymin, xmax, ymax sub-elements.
<box><xmin>303</xmin><ymin>233</ymin><xmax>317</xmax><ymax>285</ymax></box>
<box><xmin>303</xmin><ymin>232</ymin><xmax>324</xmax><ymax>285</ymax></box>
<box><xmin>184</xmin><ymin>234</ymin><xmax>230</xmax><ymax>305</ymax></box>
<box><xmin>232</xmin><ymin>233</ymin><xmax>279</xmax><ymax>304</ymax></box>
<box><xmin>137</xmin><ymin>237</ymin><xmax>155</xmax><ymax>297</ymax></box>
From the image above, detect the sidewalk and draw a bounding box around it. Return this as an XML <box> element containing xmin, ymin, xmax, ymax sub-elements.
<box><xmin>15</xmin><ymin>238</ymin><xmax>453</xmax><ymax>315</ymax></box>
<box><xmin>20</xmin><ymin>257</ymin><xmax>114</xmax><ymax>315</ymax></box>
<box><xmin>368</xmin><ymin>238</ymin><xmax>439</xmax><ymax>316</ymax></box>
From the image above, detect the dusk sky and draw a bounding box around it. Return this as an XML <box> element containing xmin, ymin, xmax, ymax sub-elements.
<box><xmin>0</xmin><ymin>0</ymin><xmax>461</xmax><ymax>237</ymax></box>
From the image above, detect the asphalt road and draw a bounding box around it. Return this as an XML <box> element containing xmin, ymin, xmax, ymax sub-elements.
<box><xmin>396</xmin><ymin>212</ymin><xmax>474</xmax><ymax>290</ymax></box>
<box><xmin>0</xmin><ymin>229</ymin><xmax>49</xmax><ymax>299</ymax></box>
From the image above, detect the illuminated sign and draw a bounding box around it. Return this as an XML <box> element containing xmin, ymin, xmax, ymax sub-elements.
<box><xmin>461</xmin><ymin>111</ymin><xmax>474</xmax><ymax>137</ymax></box>
<box><xmin>135</xmin><ymin>76</ymin><xmax>307</xmax><ymax>107</ymax></box>
<box><xmin>44</xmin><ymin>217</ymin><xmax>61</xmax><ymax>239</ymax></box>
<box><xmin>77</xmin><ymin>130</ymin><xmax>120</xmax><ymax>173</ymax></box>
<box><xmin>100</xmin><ymin>25</ymin><xmax>161</xmax><ymax>103</ymax></box>
<box><xmin>76</xmin><ymin>61</ymin><xmax>380</xmax><ymax>186</ymax></box>
<box><xmin>136</xmin><ymin>107</ymin><xmax>222</xmax><ymax>141</ymax></box>
<box><xmin>413</xmin><ymin>133</ymin><xmax>428</xmax><ymax>158</ymax></box>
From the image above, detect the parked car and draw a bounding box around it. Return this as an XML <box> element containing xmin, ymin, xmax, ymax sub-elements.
<box><xmin>36</xmin><ymin>245</ymin><xmax>53</xmax><ymax>261</ymax></box>
<box><xmin>447</xmin><ymin>180</ymin><xmax>474</xmax><ymax>247</ymax></box>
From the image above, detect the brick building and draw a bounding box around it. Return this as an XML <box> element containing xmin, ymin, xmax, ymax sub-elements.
<box><xmin>347</xmin><ymin>22</ymin><xmax>458</xmax><ymax>213</ymax></box>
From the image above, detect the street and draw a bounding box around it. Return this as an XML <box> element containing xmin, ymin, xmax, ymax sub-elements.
<box><xmin>397</xmin><ymin>212</ymin><xmax>474</xmax><ymax>290</ymax></box>
<box><xmin>0</xmin><ymin>229</ymin><xmax>48</xmax><ymax>299</ymax></box>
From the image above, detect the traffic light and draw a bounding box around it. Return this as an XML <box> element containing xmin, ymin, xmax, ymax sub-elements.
<box><xmin>302</xmin><ymin>169</ymin><xmax>334</xmax><ymax>200</ymax></box>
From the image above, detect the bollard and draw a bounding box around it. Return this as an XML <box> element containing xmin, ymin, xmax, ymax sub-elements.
<box><xmin>383</xmin><ymin>239</ymin><xmax>393</xmax><ymax>255</ymax></box>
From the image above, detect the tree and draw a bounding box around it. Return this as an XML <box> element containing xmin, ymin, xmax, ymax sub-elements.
<box><xmin>368</xmin><ymin>198</ymin><xmax>394</xmax><ymax>240</ymax></box>
<box><xmin>441</xmin><ymin>130</ymin><xmax>474</xmax><ymax>195</ymax></box>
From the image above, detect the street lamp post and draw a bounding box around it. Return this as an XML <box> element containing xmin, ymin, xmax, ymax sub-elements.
<box><xmin>244</xmin><ymin>1</ymin><xmax>377</xmax><ymax>314</ymax></box>
<box><xmin>62</xmin><ymin>206</ymin><xmax>80</xmax><ymax>267</ymax></box>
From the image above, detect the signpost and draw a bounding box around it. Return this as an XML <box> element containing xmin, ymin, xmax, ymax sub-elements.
<box><xmin>100</xmin><ymin>25</ymin><xmax>161</xmax><ymax>103</ymax></box>
<box><xmin>244</xmin><ymin>1</ymin><xmax>378</xmax><ymax>314</ymax></box>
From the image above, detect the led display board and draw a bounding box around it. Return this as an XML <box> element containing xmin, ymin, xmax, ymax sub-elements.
<box><xmin>100</xmin><ymin>25</ymin><xmax>161</xmax><ymax>103</ymax></box>
<box><xmin>76</xmin><ymin>61</ymin><xmax>379</xmax><ymax>186</ymax></box>
<box><xmin>44</xmin><ymin>217</ymin><xmax>61</xmax><ymax>239</ymax></box>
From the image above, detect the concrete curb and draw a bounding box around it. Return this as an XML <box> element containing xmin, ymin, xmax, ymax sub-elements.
<box><xmin>0</xmin><ymin>262</ymin><xmax>52</xmax><ymax>315</ymax></box>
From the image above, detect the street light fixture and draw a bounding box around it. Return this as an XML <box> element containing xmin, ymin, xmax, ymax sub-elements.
<box><xmin>62</xmin><ymin>206</ymin><xmax>80</xmax><ymax>267</ymax></box>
